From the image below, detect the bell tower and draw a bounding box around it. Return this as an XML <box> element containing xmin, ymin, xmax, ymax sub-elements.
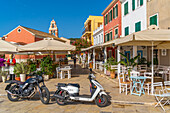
<box><xmin>49</xmin><ymin>19</ymin><xmax>58</xmax><ymax>37</ymax></box>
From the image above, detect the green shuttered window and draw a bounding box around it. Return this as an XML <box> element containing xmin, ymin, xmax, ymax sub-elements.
<box><xmin>125</xmin><ymin>27</ymin><xmax>129</xmax><ymax>36</ymax></box>
<box><xmin>115</xmin><ymin>4</ymin><xmax>118</xmax><ymax>17</ymax></box>
<box><xmin>132</xmin><ymin>0</ymin><xmax>135</xmax><ymax>11</ymax></box>
<box><xmin>135</xmin><ymin>21</ymin><xmax>141</xmax><ymax>32</ymax></box>
<box><xmin>106</xmin><ymin>14</ymin><xmax>108</xmax><ymax>24</ymax></box>
<box><xmin>124</xmin><ymin>2</ymin><xmax>128</xmax><ymax>15</ymax></box>
<box><xmin>150</xmin><ymin>15</ymin><xmax>157</xmax><ymax>26</ymax></box>
<box><xmin>107</xmin><ymin>33</ymin><xmax>109</xmax><ymax>41</ymax></box>
<box><xmin>113</xmin><ymin>7</ymin><xmax>115</xmax><ymax>19</ymax></box>
<box><xmin>113</xmin><ymin>4</ymin><xmax>118</xmax><ymax>19</ymax></box>
<box><xmin>140</xmin><ymin>0</ymin><xmax>143</xmax><ymax>6</ymax></box>
<box><xmin>110</xmin><ymin>32</ymin><xmax>112</xmax><ymax>40</ymax></box>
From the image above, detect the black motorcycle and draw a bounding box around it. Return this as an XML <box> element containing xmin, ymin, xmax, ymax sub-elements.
<box><xmin>5</xmin><ymin>74</ymin><xmax>50</xmax><ymax>104</ymax></box>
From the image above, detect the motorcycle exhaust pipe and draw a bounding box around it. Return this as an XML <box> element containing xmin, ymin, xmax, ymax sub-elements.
<box><xmin>6</xmin><ymin>90</ymin><xmax>17</xmax><ymax>96</ymax></box>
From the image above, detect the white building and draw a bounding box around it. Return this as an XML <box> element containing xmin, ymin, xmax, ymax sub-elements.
<box><xmin>121</xmin><ymin>0</ymin><xmax>147</xmax><ymax>37</ymax></box>
<box><xmin>93</xmin><ymin>25</ymin><xmax>104</xmax><ymax>46</ymax></box>
<box><xmin>120</xmin><ymin>0</ymin><xmax>147</xmax><ymax>60</ymax></box>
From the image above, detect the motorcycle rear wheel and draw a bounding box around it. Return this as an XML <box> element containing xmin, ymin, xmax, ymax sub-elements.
<box><xmin>56</xmin><ymin>90</ymin><xmax>68</xmax><ymax>105</ymax></box>
<box><xmin>39</xmin><ymin>86</ymin><xmax>50</xmax><ymax>104</ymax></box>
<box><xmin>7</xmin><ymin>85</ymin><xmax>20</xmax><ymax>102</ymax></box>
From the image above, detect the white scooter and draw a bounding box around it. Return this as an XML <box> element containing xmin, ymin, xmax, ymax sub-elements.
<box><xmin>53</xmin><ymin>69</ymin><xmax>108</xmax><ymax>107</ymax></box>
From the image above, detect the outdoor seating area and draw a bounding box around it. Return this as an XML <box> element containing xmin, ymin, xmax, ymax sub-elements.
<box><xmin>117</xmin><ymin>64</ymin><xmax>170</xmax><ymax>111</ymax></box>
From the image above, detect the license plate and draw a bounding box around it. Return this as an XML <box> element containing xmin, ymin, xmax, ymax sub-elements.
<box><xmin>5</xmin><ymin>84</ymin><xmax>11</xmax><ymax>90</ymax></box>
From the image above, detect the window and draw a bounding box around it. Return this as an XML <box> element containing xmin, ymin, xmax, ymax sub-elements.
<box><xmin>150</xmin><ymin>14</ymin><xmax>158</xmax><ymax>26</ymax></box>
<box><xmin>110</xmin><ymin>32</ymin><xmax>112</xmax><ymax>40</ymax></box>
<box><xmin>137</xmin><ymin>0</ymin><xmax>140</xmax><ymax>7</ymax></box>
<box><xmin>115</xmin><ymin>4</ymin><xmax>118</xmax><ymax>18</ymax></box>
<box><xmin>125</xmin><ymin>27</ymin><xmax>129</xmax><ymax>36</ymax></box>
<box><xmin>101</xmin><ymin>34</ymin><xmax>103</xmax><ymax>43</ymax></box>
<box><xmin>124</xmin><ymin>2</ymin><xmax>128</xmax><ymax>15</ymax></box>
<box><xmin>135</xmin><ymin>21</ymin><xmax>141</xmax><ymax>32</ymax></box>
<box><xmin>106</xmin><ymin>14</ymin><xmax>108</xmax><ymax>25</ymax></box>
<box><xmin>113</xmin><ymin>7</ymin><xmax>115</xmax><ymax>19</ymax></box>
<box><xmin>132</xmin><ymin>0</ymin><xmax>135</xmax><ymax>11</ymax></box>
<box><xmin>17</xmin><ymin>28</ymin><xmax>21</xmax><ymax>33</ymax></box>
<box><xmin>109</xmin><ymin>10</ymin><xmax>112</xmax><ymax>22</ymax></box>
<box><xmin>140</xmin><ymin>0</ymin><xmax>143</xmax><ymax>6</ymax></box>
<box><xmin>52</xmin><ymin>24</ymin><xmax>54</xmax><ymax>28</ymax></box>
<box><xmin>107</xmin><ymin>33</ymin><xmax>109</xmax><ymax>41</ymax></box>
<box><xmin>115</xmin><ymin>28</ymin><xmax>118</xmax><ymax>36</ymax></box>
<box><xmin>113</xmin><ymin>4</ymin><xmax>118</xmax><ymax>19</ymax></box>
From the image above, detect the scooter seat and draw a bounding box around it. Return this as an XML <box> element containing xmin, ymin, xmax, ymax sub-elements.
<box><xmin>58</xmin><ymin>83</ymin><xmax>67</xmax><ymax>87</ymax></box>
<box><xmin>68</xmin><ymin>83</ymin><xmax>80</xmax><ymax>88</ymax></box>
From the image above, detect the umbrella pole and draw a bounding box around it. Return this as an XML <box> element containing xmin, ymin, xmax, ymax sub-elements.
<box><xmin>151</xmin><ymin>41</ymin><xmax>154</xmax><ymax>95</ymax></box>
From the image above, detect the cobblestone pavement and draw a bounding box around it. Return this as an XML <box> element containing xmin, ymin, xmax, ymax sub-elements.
<box><xmin>0</xmin><ymin>63</ymin><xmax>168</xmax><ymax>113</ymax></box>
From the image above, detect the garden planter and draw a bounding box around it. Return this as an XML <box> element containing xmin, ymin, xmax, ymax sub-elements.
<box><xmin>106</xmin><ymin>70</ymin><xmax>110</xmax><ymax>76</ymax></box>
<box><xmin>20</xmin><ymin>74</ymin><xmax>26</xmax><ymax>82</ymax></box>
<box><xmin>26</xmin><ymin>76</ymin><xmax>31</xmax><ymax>80</ymax></box>
<box><xmin>15</xmin><ymin>77</ymin><xmax>20</xmax><ymax>81</ymax></box>
<box><xmin>2</xmin><ymin>76</ymin><xmax>7</xmax><ymax>83</ymax></box>
<box><xmin>110</xmin><ymin>71</ymin><xmax>115</xmax><ymax>79</ymax></box>
<box><xmin>43</xmin><ymin>75</ymin><xmax>49</xmax><ymax>81</ymax></box>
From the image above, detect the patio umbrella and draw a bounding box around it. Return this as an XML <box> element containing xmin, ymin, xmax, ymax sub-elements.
<box><xmin>0</xmin><ymin>39</ymin><xmax>18</xmax><ymax>53</ymax></box>
<box><xmin>18</xmin><ymin>38</ymin><xmax>76</xmax><ymax>52</ymax></box>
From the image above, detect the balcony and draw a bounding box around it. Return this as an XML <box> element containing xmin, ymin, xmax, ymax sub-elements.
<box><xmin>82</xmin><ymin>28</ymin><xmax>91</xmax><ymax>36</ymax></box>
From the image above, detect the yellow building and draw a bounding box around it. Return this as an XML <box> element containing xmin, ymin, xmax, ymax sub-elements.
<box><xmin>81</xmin><ymin>15</ymin><xmax>103</xmax><ymax>45</ymax></box>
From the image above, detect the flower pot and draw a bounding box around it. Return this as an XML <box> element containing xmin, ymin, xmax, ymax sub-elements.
<box><xmin>2</xmin><ymin>76</ymin><xmax>7</xmax><ymax>83</ymax></box>
<box><xmin>26</xmin><ymin>76</ymin><xmax>31</xmax><ymax>80</ymax></box>
<box><xmin>20</xmin><ymin>74</ymin><xmax>26</xmax><ymax>82</ymax></box>
<box><xmin>106</xmin><ymin>70</ymin><xmax>110</xmax><ymax>76</ymax></box>
<box><xmin>15</xmin><ymin>77</ymin><xmax>20</xmax><ymax>81</ymax></box>
<box><xmin>110</xmin><ymin>71</ymin><xmax>115</xmax><ymax>79</ymax></box>
<box><xmin>43</xmin><ymin>75</ymin><xmax>49</xmax><ymax>81</ymax></box>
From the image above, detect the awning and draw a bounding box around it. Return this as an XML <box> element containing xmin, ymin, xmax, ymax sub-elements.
<box><xmin>81</xmin><ymin>45</ymin><xmax>102</xmax><ymax>51</ymax></box>
<box><xmin>101</xmin><ymin>39</ymin><xmax>116</xmax><ymax>47</ymax></box>
<box><xmin>115</xmin><ymin>29</ymin><xmax>170</xmax><ymax>46</ymax></box>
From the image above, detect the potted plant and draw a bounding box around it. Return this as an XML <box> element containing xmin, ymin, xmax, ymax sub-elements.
<box><xmin>27</xmin><ymin>59</ymin><xmax>36</xmax><ymax>80</ymax></box>
<box><xmin>104</xmin><ymin>57</ymin><xmax>118</xmax><ymax>78</ymax></box>
<box><xmin>14</xmin><ymin>62</ymin><xmax>30</xmax><ymax>82</ymax></box>
<box><xmin>15</xmin><ymin>74</ymin><xmax>20</xmax><ymax>81</ymax></box>
<box><xmin>119</xmin><ymin>52</ymin><xmax>139</xmax><ymax>77</ymax></box>
<box><xmin>40</xmin><ymin>56</ymin><xmax>53</xmax><ymax>81</ymax></box>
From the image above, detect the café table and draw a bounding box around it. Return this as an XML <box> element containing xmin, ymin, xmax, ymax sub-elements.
<box><xmin>60</xmin><ymin>67</ymin><xmax>72</xmax><ymax>79</ymax></box>
<box><xmin>130</xmin><ymin>76</ymin><xmax>147</xmax><ymax>96</ymax></box>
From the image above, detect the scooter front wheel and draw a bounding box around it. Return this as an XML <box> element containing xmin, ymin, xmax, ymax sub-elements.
<box><xmin>95</xmin><ymin>95</ymin><xmax>108</xmax><ymax>107</ymax></box>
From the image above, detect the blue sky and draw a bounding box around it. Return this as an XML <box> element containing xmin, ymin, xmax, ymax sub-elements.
<box><xmin>0</xmin><ymin>0</ymin><xmax>112</xmax><ymax>38</ymax></box>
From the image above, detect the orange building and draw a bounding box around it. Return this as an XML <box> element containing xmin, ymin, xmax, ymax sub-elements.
<box><xmin>102</xmin><ymin>0</ymin><xmax>121</xmax><ymax>58</ymax></box>
<box><xmin>4</xmin><ymin>20</ymin><xmax>66</xmax><ymax>62</ymax></box>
